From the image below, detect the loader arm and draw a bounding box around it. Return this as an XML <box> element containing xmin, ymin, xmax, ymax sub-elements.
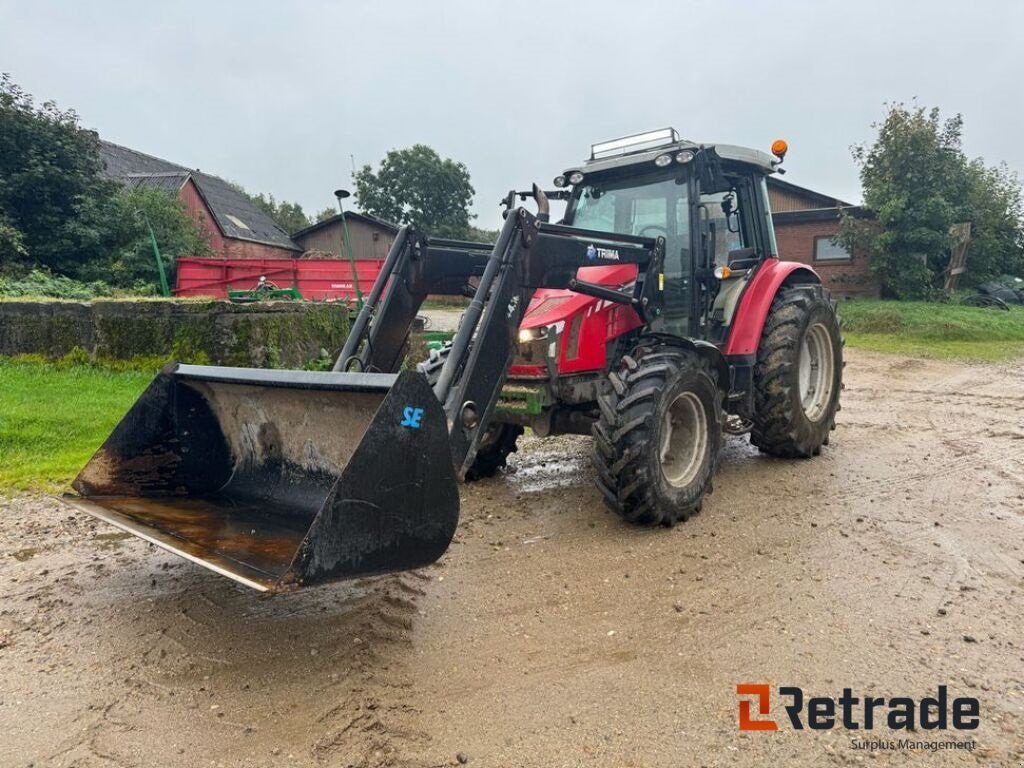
<box><xmin>337</xmin><ymin>207</ymin><xmax>665</xmax><ymax>478</ymax></box>
<box><xmin>335</xmin><ymin>229</ymin><xmax>493</xmax><ymax>374</ymax></box>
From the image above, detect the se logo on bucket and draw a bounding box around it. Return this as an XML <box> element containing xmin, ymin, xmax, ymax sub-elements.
<box><xmin>401</xmin><ymin>406</ymin><xmax>424</xmax><ymax>429</ymax></box>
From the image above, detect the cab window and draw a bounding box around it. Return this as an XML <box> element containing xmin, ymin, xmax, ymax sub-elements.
<box><xmin>699</xmin><ymin>190</ymin><xmax>746</xmax><ymax>267</ymax></box>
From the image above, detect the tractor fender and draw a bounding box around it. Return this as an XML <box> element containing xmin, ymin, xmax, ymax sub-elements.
<box><xmin>692</xmin><ymin>339</ymin><xmax>731</xmax><ymax>394</ymax></box>
<box><xmin>635</xmin><ymin>334</ymin><xmax>730</xmax><ymax>393</ymax></box>
<box><xmin>722</xmin><ymin>260</ymin><xmax>821</xmax><ymax>356</ymax></box>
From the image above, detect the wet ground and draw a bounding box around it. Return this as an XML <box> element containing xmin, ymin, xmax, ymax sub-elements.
<box><xmin>1</xmin><ymin>349</ymin><xmax>1022</xmax><ymax>767</ymax></box>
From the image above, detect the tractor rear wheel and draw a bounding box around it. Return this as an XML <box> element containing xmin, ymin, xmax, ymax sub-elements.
<box><xmin>418</xmin><ymin>343</ymin><xmax>523</xmax><ymax>480</ymax></box>
<box><xmin>750</xmin><ymin>284</ymin><xmax>843</xmax><ymax>457</ymax></box>
<box><xmin>592</xmin><ymin>346</ymin><xmax>723</xmax><ymax>526</ymax></box>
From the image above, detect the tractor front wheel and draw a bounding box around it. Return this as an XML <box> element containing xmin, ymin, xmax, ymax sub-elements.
<box><xmin>751</xmin><ymin>284</ymin><xmax>843</xmax><ymax>457</ymax></box>
<box><xmin>592</xmin><ymin>346</ymin><xmax>723</xmax><ymax>526</ymax></box>
<box><xmin>465</xmin><ymin>422</ymin><xmax>524</xmax><ymax>481</ymax></box>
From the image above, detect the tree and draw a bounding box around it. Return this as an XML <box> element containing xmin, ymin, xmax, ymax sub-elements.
<box><xmin>245</xmin><ymin>192</ymin><xmax>312</xmax><ymax>235</ymax></box>
<box><xmin>841</xmin><ymin>103</ymin><xmax>1024</xmax><ymax>298</ymax></box>
<box><xmin>466</xmin><ymin>225</ymin><xmax>499</xmax><ymax>244</ymax></box>
<box><xmin>840</xmin><ymin>104</ymin><xmax>966</xmax><ymax>298</ymax></box>
<box><xmin>315</xmin><ymin>206</ymin><xmax>337</xmax><ymax>224</ymax></box>
<box><xmin>97</xmin><ymin>186</ymin><xmax>212</xmax><ymax>289</ymax></box>
<box><xmin>0</xmin><ymin>74</ymin><xmax>211</xmax><ymax>292</ymax></box>
<box><xmin>0</xmin><ymin>212</ymin><xmax>28</xmax><ymax>267</ymax></box>
<box><xmin>0</xmin><ymin>73</ymin><xmax>124</xmax><ymax>276</ymax></box>
<box><xmin>354</xmin><ymin>145</ymin><xmax>475</xmax><ymax>238</ymax></box>
<box><xmin>961</xmin><ymin>160</ymin><xmax>1024</xmax><ymax>283</ymax></box>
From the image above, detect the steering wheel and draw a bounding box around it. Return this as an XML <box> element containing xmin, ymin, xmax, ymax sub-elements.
<box><xmin>637</xmin><ymin>225</ymin><xmax>668</xmax><ymax>239</ymax></box>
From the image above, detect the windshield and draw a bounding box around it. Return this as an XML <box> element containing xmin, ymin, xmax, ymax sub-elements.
<box><xmin>570</xmin><ymin>173</ymin><xmax>689</xmax><ymax>250</ymax></box>
<box><xmin>568</xmin><ymin>171</ymin><xmax>692</xmax><ymax>332</ymax></box>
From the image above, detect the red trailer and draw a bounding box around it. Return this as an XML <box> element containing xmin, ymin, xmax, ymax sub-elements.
<box><xmin>174</xmin><ymin>257</ymin><xmax>385</xmax><ymax>300</ymax></box>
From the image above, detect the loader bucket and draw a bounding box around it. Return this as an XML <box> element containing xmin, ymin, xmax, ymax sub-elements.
<box><xmin>63</xmin><ymin>364</ymin><xmax>459</xmax><ymax>592</ymax></box>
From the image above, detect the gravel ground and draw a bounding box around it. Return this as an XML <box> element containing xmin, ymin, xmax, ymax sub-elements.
<box><xmin>419</xmin><ymin>308</ymin><xmax>463</xmax><ymax>332</ymax></box>
<box><xmin>1</xmin><ymin>349</ymin><xmax>1022</xmax><ymax>767</ymax></box>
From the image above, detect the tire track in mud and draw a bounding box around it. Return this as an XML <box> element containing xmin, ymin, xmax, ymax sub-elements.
<box><xmin>307</xmin><ymin>574</ymin><xmax>434</xmax><ymax>768</ymax></box>
<box><xmin>814</xmin><ymin>355</ymin><xmax>1024</xmax><ymax>756</ymax></box>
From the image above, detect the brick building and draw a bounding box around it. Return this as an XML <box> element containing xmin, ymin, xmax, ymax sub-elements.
<box><xmin>99</xmin><ymin>140</ymin><xmax>302</xmax><ymax>260</ymax></box>
<box><xmin>768</xmin><ymin>178</ymin><xmax>877</xmax><ymax>298</ymax></box>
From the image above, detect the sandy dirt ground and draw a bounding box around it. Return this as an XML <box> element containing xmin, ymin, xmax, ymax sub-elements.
<box><xmin>1</xmin><ymin>349</ymin><xmax>1022</xmax><ymax>767</ymax></box>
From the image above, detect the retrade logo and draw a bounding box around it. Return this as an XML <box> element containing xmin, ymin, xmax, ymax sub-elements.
<box><xmin>736</xmin><ymin>684</ymin><xmax>980</xmax><ymax>732</ymax></box>
<box><xmin>737</xmin><ymin>684</ymin><xmax>778</xmax><ymax>731</ymax></box>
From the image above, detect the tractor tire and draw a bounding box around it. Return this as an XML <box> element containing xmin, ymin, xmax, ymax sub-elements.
<box><xmin>750</xmin><ymin>284</ymin><xmax>843</xmax><ymax>458</ymax></box>
<box><xmin>464</xmin><ymin>422</ymin><xmax>524</xmax><ymax>481</ymax></box>
<box><xmin>418</xmin><ymin>343</ymin><xmax>523</xmax><ymax>481</ymax></box>
<box><xmin>592</xmin><ymin>346</ymin><xmax>723</xmax><ymax>526</ymax></box>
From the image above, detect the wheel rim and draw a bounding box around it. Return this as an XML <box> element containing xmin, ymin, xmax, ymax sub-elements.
<box><xmin>798</xmin><ymin>322</ymin><xmax>835</xmax><ymax>423</ymax></box>
<box><xmin>659</xmin><ymin>392</ymin><xmax>708</xmax><ymax>488</ymax></box>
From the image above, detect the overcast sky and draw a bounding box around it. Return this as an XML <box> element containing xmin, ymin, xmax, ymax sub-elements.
<box><xmin>2</xmin><ymin>1</ymin><xmax>1020</xmax><ymax>229</ymax></box>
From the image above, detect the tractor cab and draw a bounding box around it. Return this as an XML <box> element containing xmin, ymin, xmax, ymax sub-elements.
<box><xmin>555</xmin><ymin>128</ymin><xmax>781</xmax><ymax>341</ymax></box>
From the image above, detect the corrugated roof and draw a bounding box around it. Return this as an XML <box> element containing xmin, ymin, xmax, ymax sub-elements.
<box><xmin>125</xmin><ymin>172</ymin><xmax>190</xmax><ymax>194</ymax></box>
<box><xmin>188</xmin><ymin>170</ymin><xmax>298</xmax><ymax>249</ymax></box>
<box><xmin>99</xmin><ymin>140</ymin><xmax>300</xmax><ymax>251</ymax></box>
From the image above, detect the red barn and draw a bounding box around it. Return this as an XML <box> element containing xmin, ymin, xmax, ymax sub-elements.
<box><xmin>99</xmin><ymin>140</ymin><xmax>301</xmax><ymax>260</ymax></box>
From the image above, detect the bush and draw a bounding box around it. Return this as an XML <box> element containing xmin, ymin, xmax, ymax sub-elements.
<box><xmin>93</xmin><ymin>185</ymin><xmax>212</xmax><ymax>289</ymax></box>
<box><xmin>0</xmin><ymin>269</ymin><xmax>116</xmax><ymax>300</ymax></box>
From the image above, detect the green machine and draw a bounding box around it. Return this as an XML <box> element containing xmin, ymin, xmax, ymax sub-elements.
<box><xmin>227</xmin><ymin>276</ymin><xmax>303</xmax><ymax>303</ymax></box>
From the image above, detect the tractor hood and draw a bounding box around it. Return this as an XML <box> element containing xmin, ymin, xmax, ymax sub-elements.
<box><xmin>510</xmin><ymin>264</ymin><xmax>644</xmax><ymax>378</ymax></box>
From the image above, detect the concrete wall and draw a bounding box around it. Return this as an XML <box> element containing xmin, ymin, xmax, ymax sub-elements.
<box><xmin>0</xmin><ymin>300</ymin><xmax>348</xmax><ymax>367</ymax></box>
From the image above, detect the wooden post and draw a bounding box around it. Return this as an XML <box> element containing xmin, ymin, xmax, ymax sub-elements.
<box><xmin>944</xmin><ymin>222</ymin><xmax>972</xmax><ymax>293</ymax></box>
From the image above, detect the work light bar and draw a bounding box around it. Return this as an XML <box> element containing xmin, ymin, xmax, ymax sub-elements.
<box><xmin>590</xmin><ymin>128</ymin><xmax>680</xmax><ymax>160</ymax></box>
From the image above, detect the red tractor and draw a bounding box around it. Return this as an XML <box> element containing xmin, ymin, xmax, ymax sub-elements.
<box><xmin>66</xmin><ymin>129</ymin><xmax>842</xmax><ymax>592</ymax></box>
<box><xmin>428</xmin><ymin>129</ymin><xmax>843</xmax><ymax>524</ymax></box>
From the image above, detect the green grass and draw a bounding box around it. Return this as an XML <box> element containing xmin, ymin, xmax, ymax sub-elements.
<box><xmin>0</xmin><ymin>358</ymin><xmax>153</xmax><ymax>493</ymax></box>
<box><xmin>838</xmin><ymin>300</ymin><xmax>1024</xmax><ymax>361</ymax></box>
<box><xmin>421</xmin><ymin>297</ymin><xmax>470</xmax><ymax>309</ymax></box>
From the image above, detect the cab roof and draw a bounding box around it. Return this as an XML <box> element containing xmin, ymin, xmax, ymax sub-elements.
<box><xmin>565</xmin><ymin>127</ymin><xmax>777</xmax><ymax>178</ymax></box>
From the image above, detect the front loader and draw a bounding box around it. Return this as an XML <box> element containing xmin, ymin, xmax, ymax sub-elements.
<box><xmin>64</xmin><ymin>128</ymin><xmax>843</xmax><ymax>592</ymax></box>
